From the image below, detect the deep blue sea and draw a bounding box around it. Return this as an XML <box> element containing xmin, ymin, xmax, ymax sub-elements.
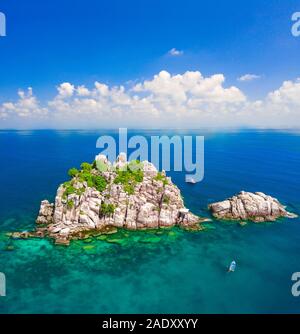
<box><xmin>0</xmin><ymin>129</ymin><xmax>300</xmax><ymax>314</ymax></box>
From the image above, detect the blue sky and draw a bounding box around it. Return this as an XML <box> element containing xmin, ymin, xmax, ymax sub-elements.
<box><xmin>0</xmin><ymin>0</ymin><xmax>300</xmax><ymax>128</ymax></box>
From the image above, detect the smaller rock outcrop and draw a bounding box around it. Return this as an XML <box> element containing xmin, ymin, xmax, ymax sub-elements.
<box><xmin>209</xmin><ymin>191</ymin><xmax>297</xmax><ymax>222</ymax></box>
<box><xmin>36</xmin><ymin>200</ymin><xmax>54</xmax><ymax>225</ymax></box>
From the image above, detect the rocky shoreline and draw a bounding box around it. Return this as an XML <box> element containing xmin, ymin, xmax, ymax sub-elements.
<box><xmin>32</xmin><ymin>154</ymin><xmax>203</xmax><ymax>245</ymax></box>
<box><xmin>9</xmin><ymin>155</ymin><xmax>298</xmax><ymax>246</ymax></box>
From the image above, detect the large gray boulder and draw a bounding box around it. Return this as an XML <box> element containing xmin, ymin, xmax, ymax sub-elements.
<box><xmin>209</xmin><ymin>191</ymin><xmax>297</xmax><ymax>222</ymax></box>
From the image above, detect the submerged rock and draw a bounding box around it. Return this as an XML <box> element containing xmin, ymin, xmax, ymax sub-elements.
<box><xmin>181</xmin><ymin>223</ymin><xmax>205</xmax><ymax>232</ymax></box>
<box><xmin>11</xmin><ymin>231</ymin><xmax>31</xmax><ymax>239</ymax></box>
<box><xmin>83</xmin><ymin>245</ymin><xmax>95</xmax><ymax>251</ymax></box>
<box><xmin>54</xmin><ymin>237</ymin><xmax>70</xmax><ymax>246</ymax></box>
<box><xmin>35</xmin><ymin>154</ymin><xmax>201</xmax><ymax>245</ymax></box>
<box><xmin>209</xmin><ymin>191</ymin><xmax>297</xmax><ymax>222</ymax></box>
<box><xmin>5</xmin><ymin>244</ymin><xmax>15</xmax><ymax>251</ymax></box>
<box><xmin>140</xmin><ymin>236</ymin><xmax>161</xmax><ymax>244</ymax></box>
<box><xmin>106</xmin><ymin>238</ymin><xmax>126</xmax><ymax>245</ymax></box>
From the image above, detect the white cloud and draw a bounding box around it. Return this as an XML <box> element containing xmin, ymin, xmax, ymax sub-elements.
<box><xmin>1</xmin><ymin>71</ymin><xmax>300</xmax><ymax>128</ymax></box>
<box><xmin>133</xmin><ymin>71</ymin><xmax>246</xmax><ymax>110</ymax></box>
<box><xmin>57</xmin><ymin>82</ymin><xmax>75</xmax><ymax>98</ymax></box>
<box><xmin>1</xmin><ymin>87</ymin><xmax>47</xmax><ymax>119</ymax></box>
<box><xmin>267</xmin><ymin>78</ymin><xmax>300</xmax><ymax>105</ymax></box>
<box><xmin>238</xmin><ymin>74</ymin><xmax>261</xmax><ymax>82</ymax></box>
<box><xmin>76</xmin><ymin>85</ymin><xmax>90</xmax><ymax>97</ymax></box>
<box><xmin>168</xmin><ymin>48</ymin><xmax>184</xmax><ymax>56</ymax></box>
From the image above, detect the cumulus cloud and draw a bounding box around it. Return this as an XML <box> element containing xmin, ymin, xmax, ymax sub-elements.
<box><xmin>76</xmin><ymin>85</ymin><xmax>90</xmax><ymax>97</ymax></box>
<box><xmin>267</xmin><ymin>78</ymin><xmax>300</xmax><ymax>105</ymax></box>
<box><xmin>238</xmin><ymin>74</ymin><xmax>261</xmax><ymax>82</ymax></box>
<box><xmin>1</xmin><ymin>87</ymin><xmax>47</xmax><ymax>119</ymax></box>
<box><xmin>57</xmin><ymin>82</ymin><xmax>75</xmax><ymax>98</ymax></box>
<box><xmin>1</xmin><ymin>70</ymin><xmax>300</xmax><ymax>128</ymax></box>
<box><xmin>168</xmin><ymin>48</ymin><xmax>184</xmax><ymax>56</ymax></box>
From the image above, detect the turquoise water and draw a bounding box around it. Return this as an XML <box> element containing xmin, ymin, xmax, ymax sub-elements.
<box><xmin>0</xmin><ymin>129</ymin><xmax>300</xmax><ymax>314</ymax></box>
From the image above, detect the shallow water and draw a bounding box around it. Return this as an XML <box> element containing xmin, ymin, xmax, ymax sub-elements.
<box><xmin>0</xmin><ymin>129</ymin><xmax>300</xmax><ymax>313</ymax></box>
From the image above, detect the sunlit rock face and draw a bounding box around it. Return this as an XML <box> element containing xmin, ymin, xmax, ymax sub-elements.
<box><xmin>209</xmin><ymin>191</ymin><xmax>297</xmax><ymax>222</ymax></box>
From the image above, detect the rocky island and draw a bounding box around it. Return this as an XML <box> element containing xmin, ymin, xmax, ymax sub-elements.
<box><xmin>34</xmin><ymin>154</ymin><xmax>201</xmax><ymax>245</ymax></box>
<box><xmin>11</xmin><ymin>156</ymin><xmax>298</xmax><ymax>246</ymax></box>
<box><xmin>209</xmin><ymin>191</ymin><xmax>297</xmax><ymax>222</ymax></box>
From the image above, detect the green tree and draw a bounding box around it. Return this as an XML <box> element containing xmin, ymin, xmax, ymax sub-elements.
<box><xmin>68</xmin><ymin>168</ymin><xmax>79</xmax><ymax>178</ymax></box>
<box><xmin>100</xmin><ymin>203</ymin><xmax>115</xmax><ymax>216</ymax></box>
<box><xmin>80</xmin><ymin>162</ymin><xmax>92</xmax><ymax>172</ymax></box>
<box><xmin>93</xmin><ymin>175</ymin><xmax>107</xmax><ymax>192</ymax></box>
<box><xmin>114</xmin><ymin>162</ymin><xmax>144</xmax><ymax>194</ymax></box>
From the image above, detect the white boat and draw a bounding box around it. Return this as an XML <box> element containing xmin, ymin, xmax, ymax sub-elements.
<box><xmin>228</xmin><ymin>261</ymin><xmax>236</xmax><ymax>272</ymax></box>
<box><xmin>186</xmin><ymin>177</ymin><xmax>197</xmax><ymax>184</ymax></box>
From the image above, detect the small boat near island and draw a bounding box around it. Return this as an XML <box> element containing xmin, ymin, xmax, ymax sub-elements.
<box><xmin>186</xmin><ymin>177</ymin><xmax>197</xmax><ymax>184</ymax></box>
<box><xmin>228</xmin><ymin>261</ymin><xmax>236</xmax><ymax>273</ymax></box>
